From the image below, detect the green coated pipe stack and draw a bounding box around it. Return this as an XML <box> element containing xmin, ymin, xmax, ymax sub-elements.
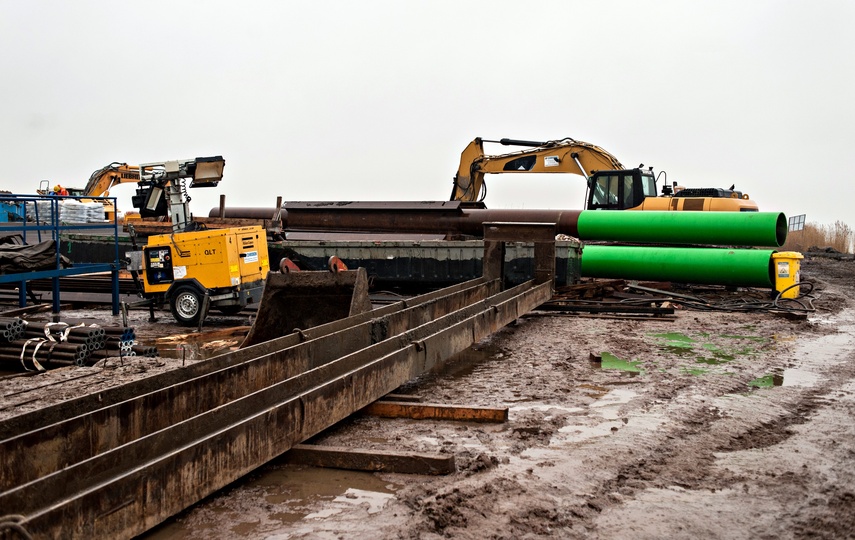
<box><xmin>576</xmin><ymin>211</ymin><xmax>787</xmax><ymax>247</ymax></box>
<box><xmin>581</xmin><ymin>245</ymin><xmax>776</xmax><ymax>287</ymax></box>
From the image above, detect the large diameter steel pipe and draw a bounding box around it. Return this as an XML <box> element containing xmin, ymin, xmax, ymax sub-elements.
<box><xmin>210</xmin><ymin>203</ymin><xmax>583</xmax><ymax>237</ymax></box>
<box><xmin>577</xmin><ymin>211</ymin><xmax>787</xmax><ymax>247</ymax></box>
<box><xmin>211</xmin><ymin>203</ymin><xmax>785</xmax><ymax>246</ymax></box>
<box><xmin>581</xmin><ymin>245</ymin><xmax>776</xmax><ymax>287</ymax></box>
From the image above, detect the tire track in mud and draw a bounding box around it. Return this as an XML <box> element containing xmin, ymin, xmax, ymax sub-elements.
<box><xmin>141</xmin><ymin>260</ymin><xmax>855</xmax><ymax>539</ymax></box>
<box><xmin>385</xmin><ymin>301</ymin><xmax>855</xmax><ymax>539</ymax></box>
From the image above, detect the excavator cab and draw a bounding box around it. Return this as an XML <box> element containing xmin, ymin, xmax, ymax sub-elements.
<box><xmin>587</xmin><ymin>169</ymin><xmax>658</xmax><ymax>210</ymax></box>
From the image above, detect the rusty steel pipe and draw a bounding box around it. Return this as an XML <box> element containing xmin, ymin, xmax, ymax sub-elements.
<box><xmin>209</xmin><ymin>202</ymin><xmax>583</xmax><ymax>237</ymax></box>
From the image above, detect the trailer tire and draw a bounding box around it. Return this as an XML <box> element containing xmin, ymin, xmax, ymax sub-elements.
<box><xmin>217</xmin><ymin>305</ymin><xmax>244</xmax><ymax>316</ymax></box>
<box><xmin>170</xmin><ymin>285</ymin><xmax>203</xmax><ymax>326</ymax></box>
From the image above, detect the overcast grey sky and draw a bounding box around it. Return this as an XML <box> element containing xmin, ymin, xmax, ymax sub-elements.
<box><xmin>2</xmin><ymin>1</ymin><xmax>853</xmax><ymax>229</ymax></box>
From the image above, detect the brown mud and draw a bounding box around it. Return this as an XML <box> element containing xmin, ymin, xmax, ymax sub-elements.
<box><xmin>3</xmin><ymin>257</ymin><xmax>854</xmax><ymax>539</ymax></box>
<box><xmin>138</xmin><ymin>257</ymin><xmax>855</xmax><ymax>539</ymax></box>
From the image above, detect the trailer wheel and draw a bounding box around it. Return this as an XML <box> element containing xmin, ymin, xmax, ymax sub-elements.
<box><xmin>170</xmin><ymin>286</ymin><xmax>202</xmax><ymax>326</ymax></box>
<box><xmin>217</xmin><ymin>305</ymin><xmax>244</xmax><ymax>316</ymax></box>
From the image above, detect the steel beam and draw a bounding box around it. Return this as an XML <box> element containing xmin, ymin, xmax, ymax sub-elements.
<box><xmin>0</xmin><ymin>279</ymin><xmax>551</xmax><ymax>538</ymax></box>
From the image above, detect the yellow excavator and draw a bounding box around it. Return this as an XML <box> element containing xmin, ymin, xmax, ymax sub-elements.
<box><xmin>450</xmin><ymin>137</ymin><xmax>759</xmax><ymax>211</ymax></box>
<box><xmin>81</xmin><ymin>162</ymin><xmax>144</xmax><ymax>221</ymax></box>
<box><xmin>37</xmin><ymin>162</ymin><xmax>144</xmax><ymax>221</ymax></box>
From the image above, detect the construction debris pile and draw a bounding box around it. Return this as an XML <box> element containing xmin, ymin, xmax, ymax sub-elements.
<box><xmin>539</xmin><ymin>278</ymin><xmax>816</xmax><ymax>319</ymax></box>
<box><xmin>0</xmin><ymin>317</ymin><xmax>157</xmax><ymax>372</ymax></box>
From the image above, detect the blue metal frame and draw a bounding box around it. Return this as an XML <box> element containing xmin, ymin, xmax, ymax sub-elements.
<box><xmin>0</xmin><ymin>194</ymin><xmax>121</xmax><ymax>315</ymax></box>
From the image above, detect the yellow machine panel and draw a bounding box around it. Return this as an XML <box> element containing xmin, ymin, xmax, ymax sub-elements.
<box><xmin>140</xmin><ymin>225</ymin><xmax>269</xmax><ymax>295</ymax></box>
<box><xmin>635</xmin><ymin>196</ymin><xmax>759</xmax><ymax>212</ymax></box>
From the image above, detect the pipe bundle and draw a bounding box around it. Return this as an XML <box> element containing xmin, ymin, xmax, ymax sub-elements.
<box><xmin>0</xmin><ymin>339</ymin><xmax>89</xmax><ymax>370</ymax></box>
<box><xmin>0</xmin><ymin>319</ymin><xmax>158</xmax><ymax>372</ymax></box>
<box><xmin>0</xmin><ymin>317</ymin><xmax>26</xmax><ymax>343</ymax></box>
<box><xmin>23</xmin><ymin>322</ymin><xmax>107</xmax><ymax>353</ymax></box>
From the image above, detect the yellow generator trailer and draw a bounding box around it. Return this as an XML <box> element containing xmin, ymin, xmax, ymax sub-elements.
<box><xmin>128</xmin><ymin>225</ymin><xmax>270</xmax><ymax>325</ymax></box>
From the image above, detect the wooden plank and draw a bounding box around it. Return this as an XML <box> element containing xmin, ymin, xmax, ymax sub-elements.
<box><xmin>383</xmin><ymin>393</ymin><xmax>422</xmax><ymax>402</ymax></box>
<box><xmin>283</xmin><ymin>444</ymin><xmax>455</xmax><ymax>475</ymax></box>
<box><xmin>536</xmin><ymin>303</ymin><xmax>675</xmax><ymax>315</ymax></box>
<box><xmin>364</xmin><ymin>401</ymin><xmax>508</xmax><ymax>423</ymax></box>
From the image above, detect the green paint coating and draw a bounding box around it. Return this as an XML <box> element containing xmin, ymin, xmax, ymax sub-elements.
<box><xmin>581</xmin><ymin>246</ymin><xmax>776</xmax><ymax>287</ymax></box>
<box><xmin>577</xmin><ymin>211</ymin><xmax>787</xmax><ymax>247</ymax></box>
<box><xmin>749</xmin><ymin>375</ymin><xmax>776</xmax><ymax>388</ymax></box>
<box><xmin>598</xmin><ymin>352</ymin><xmax>644</xmax><ymax>373</ymax></box>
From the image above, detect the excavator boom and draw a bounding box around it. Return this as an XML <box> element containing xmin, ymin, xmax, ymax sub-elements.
<box><xmin>451</xmin><ymin>137</ymin><xmax>623</xmax><ymax>202</ymax></box>
<box><xmin>83</xmin><ymin>162</ymin><xmax>142</xmax><ymax>197</ymax></box>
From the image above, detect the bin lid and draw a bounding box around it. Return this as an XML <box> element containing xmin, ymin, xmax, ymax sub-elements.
<box><xmin>772</xmin><ymin>251</ymin><xmax>804</xmax><ymax>259</ymax></box>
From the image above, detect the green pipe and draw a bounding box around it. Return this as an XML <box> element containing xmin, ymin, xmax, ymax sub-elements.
<box><xmin>576</xmin><ymin>211</ymin><xmax>787</xmax><ymax>247</ymax></box>
<box><xmin>581</xmin><ymin>245</ymin><xmax>776</xmax><ymax>287</ymax></box>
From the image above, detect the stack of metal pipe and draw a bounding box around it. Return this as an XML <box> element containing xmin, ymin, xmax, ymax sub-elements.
<box><xmin>0</xmin><ymin>339</ymin><xmax>88</xmax><ymax>370</ymax></box>
<box><xmin>131</xmin><ymin>344</ymin><xmax>159</xmax><ymax>357</ymax></box>
<box><xmin>93</xmin><ymin>326</ymin><xmax>140</xmax><ymax>359</ymax></box>
<box><xmin>0</xmin><ymin>320</ymin><xmax>158</xmax><ymax>371</ymax></box>
<box><xmin>0</xmin><ymin>316</ymin><xmax>26</xmax><ymax>343</ymax></box>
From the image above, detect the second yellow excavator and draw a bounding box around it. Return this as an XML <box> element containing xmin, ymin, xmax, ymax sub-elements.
<box><xmin>81</xmin><ymin>162</ymin><xmax>144</xmax><ymax>220</ymax></box>
<box><xmin>450</xmin><ymin>137</ymin><xmax>758</xmax><ymax>212</ymax></box>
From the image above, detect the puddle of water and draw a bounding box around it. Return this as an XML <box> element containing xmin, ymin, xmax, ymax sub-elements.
<box><xmin>551</xmin><ymin>422</ymin><xmax>623</xmax><ymax>444</ymax></box>
<box><xmin>304</xmin><ymin>488</ymin><xmax>394</xmax><ymax>519</ymax></box>
<box><xmin>509</xmin><ymin>403</ymin><xmax>585</xmax><ymax>415</ymax></box>
<box><xmin>525</xmin><ymin>388</ymin><xmax>635</xmax><ymax>447</ymax></box>
<box><xmin>781</xmin><ymin>368</ymin><xmax>821</xmax><ymax>387</ymax></box>
<box><xmin>588</xmin><ymin>387</ymin><xmax>636</xmax><ymax>420</ymax></box>
<box><xmin>425</xmin><ymin>342</ymin><xmax>504</xmax><ymax>380</ymax></box>
<box><xmin>577</xmin><ymin>383</ymin><xmax>610</xmax><ymax>399</ymax></box>
<box><xmin>142</xmin><ymin>464</ymin><xmax>399</xmax><ymax>539</ymax></box>
<box><xmin>748</xmin><ymin>321</ymin><xmax>855</xmax><ymax>390</ymax></box>
<box><xmin>591</xmin><ymin>352</ymin><xmax>644</xmax><ymax>374</ymax></box>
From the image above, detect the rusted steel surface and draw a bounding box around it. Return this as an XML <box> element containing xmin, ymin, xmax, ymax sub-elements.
<box><xmin>363</xmin><ymin>401</ymin><xmax>509</xmax><ymax>423</ymax></box>
<box><xmin>0</xmin><ymin>277</ymin><xmax>501</xmax><ymax>488</ymax></box>
<box><xmin>483</xmin><ymin>222</ymin><xmax>557</xmax><ymax>285</ymax></box>
<box><xmin>0</xmin><ymin>278</ymin><xmax>492</xmax><ymax>442</ymax></box>
<box><xmin>283</xmin><ymin>444</ymin><xmax>456</xmax><ymax>475</ymax></box>
<box><xmin>1</xmin><ymin>229</ymin><xmax>556</xmax><ymax>538</ymax></box>
<box><xmin>0</xmin><ymin>277</ymin><xmax>552</xmax><ymax>538</ymax></box>
<box><xmin>209</xmin><ymin>201</ymin><xmax>583</xmax><ymax>238</ymax></box>
<box><xmin>240</xmin><ymin>267</ymin><xmax>373</xmax><ymax>347</ymax></box>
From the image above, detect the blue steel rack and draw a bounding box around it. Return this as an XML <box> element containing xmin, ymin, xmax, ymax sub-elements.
<box><xmin>0</xmin><ymin>194</ymin><xmax>121</xmax><ymax>315</ymax></box>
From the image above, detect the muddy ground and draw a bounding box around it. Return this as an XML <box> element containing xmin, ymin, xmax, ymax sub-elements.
<box><xmin>138</xmin><ymin>256</ymin><xmax>855</xmax><ymax>540</ymax></box>
<box><xmin>3</xmin><ymin>256</ymin><xmax>855</xmax><ymax>539</ymax></box>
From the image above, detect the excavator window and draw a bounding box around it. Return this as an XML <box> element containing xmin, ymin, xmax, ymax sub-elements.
<box><xmin>640</xmin><ymin>173</ymin><xmax>657</xmax><ymax>198</ymax></box>
<box><xmin>501</xmin><ymin>155</ymin><xmax>537</xmax><ymax>171</ymax></box>
<box><xmin>591</xmin><ymin>175</ymin><xmax>620</xmax><ymax>208</ymax></box>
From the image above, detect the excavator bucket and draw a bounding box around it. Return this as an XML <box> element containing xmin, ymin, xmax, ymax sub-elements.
<box><xmin>241</xmin><ymin>259</ymin><xmax>373</xmax><ymax>348</ymax></box>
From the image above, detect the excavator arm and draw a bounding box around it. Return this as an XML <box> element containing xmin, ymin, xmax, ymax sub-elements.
<box><xmin>450</xmin><ymin>137</ymin><xmax>624</xmax><ymax>202</ymax></box>
<box><xmin>83</xmin><ymin>162</ymin><xmax>142</xmax><ymax>197</ymax></box>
